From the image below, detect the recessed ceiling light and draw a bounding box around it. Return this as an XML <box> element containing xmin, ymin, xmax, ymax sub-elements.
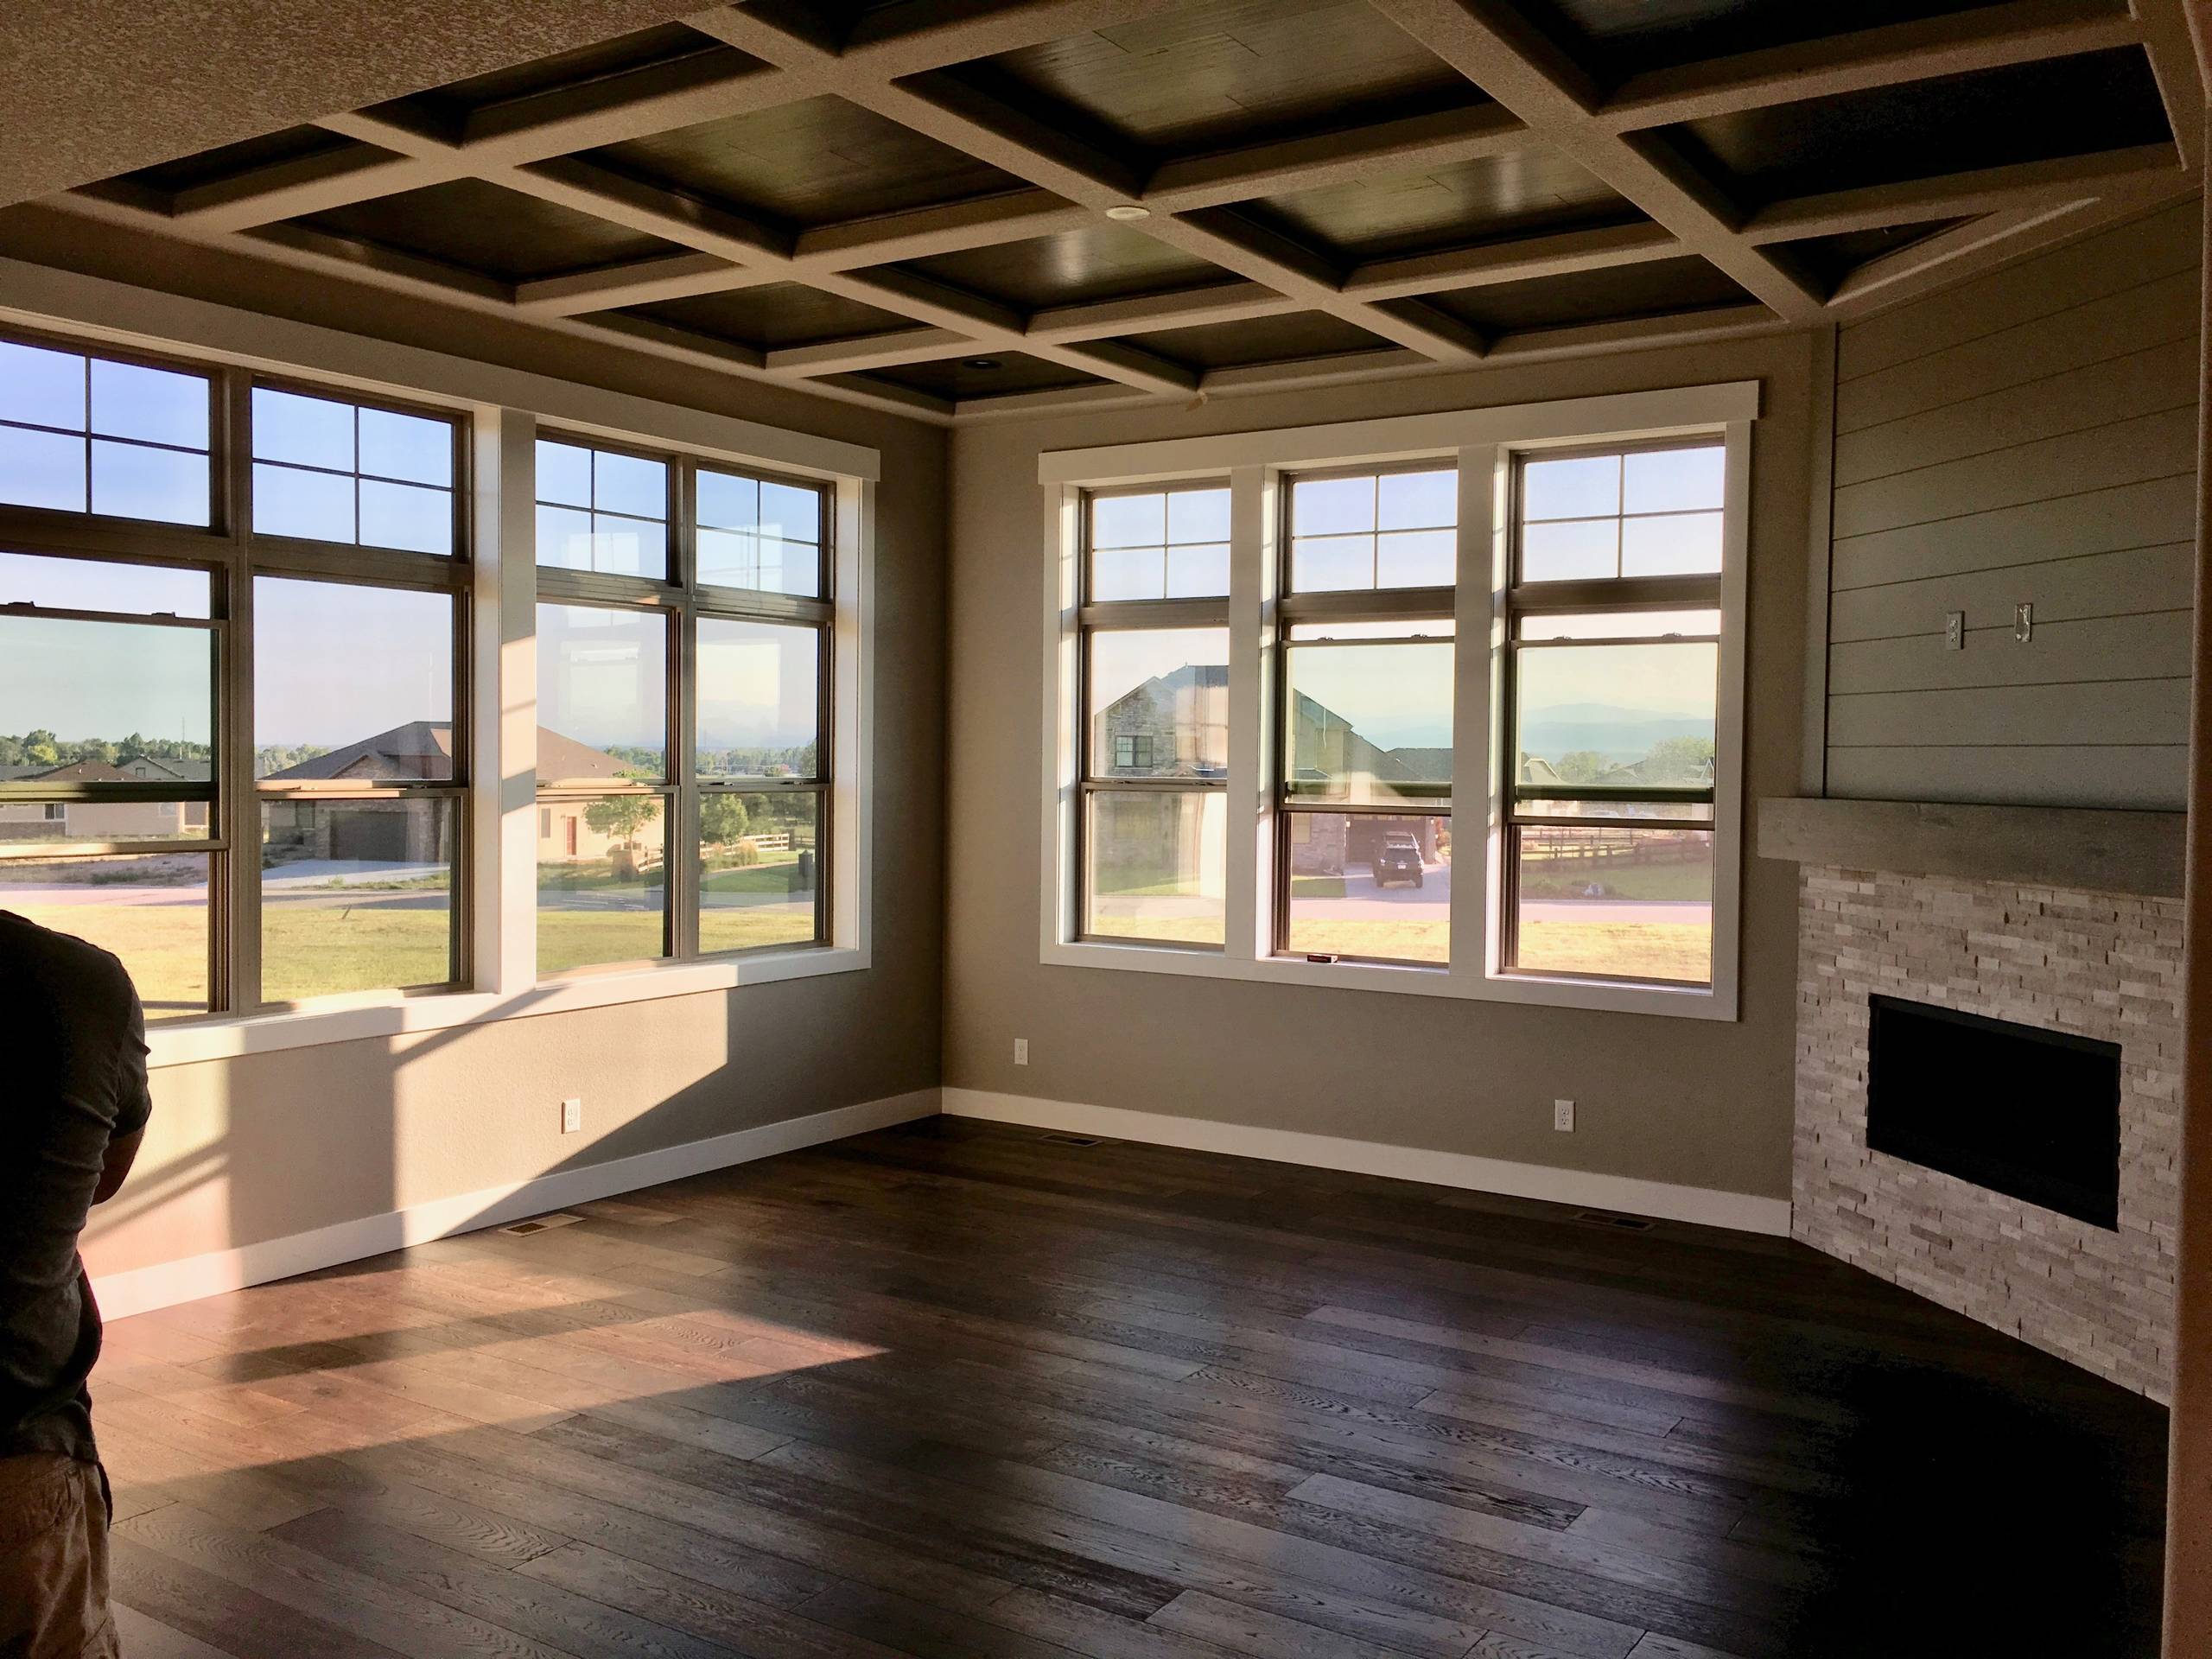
<box><xmin>963</xmin><ymin>357</ymin><xmax>1001</xmax><ymax>371</ymax></box>
<box><xmin>1104</xmin><ymin>204</ymin><xmax>1151</xmax><ymax>221</ymax></box>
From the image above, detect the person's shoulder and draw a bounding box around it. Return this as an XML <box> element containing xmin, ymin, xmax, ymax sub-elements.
<box><xmin>0</xmin><ymin>911</ymin><xmax>134</xmax><ymax>995</ymax></box>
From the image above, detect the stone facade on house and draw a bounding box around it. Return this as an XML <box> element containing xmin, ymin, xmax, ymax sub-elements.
<box><xmin>1792</xmin><ymin>865</ymin><xmax>2181</xmax><ymax>1400</ymax></box>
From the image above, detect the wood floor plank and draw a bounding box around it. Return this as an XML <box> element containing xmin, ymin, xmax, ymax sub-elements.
<box><xmin>1146</xmin><ymin>1587</ymin><xmax>1411</xmax><ymax>1659</ymax></box>
<box><xmin>88</xmin><ymin>1118</ymin><xmax>2165</xmax><ymax>1659</ymax></box>
<box><xmin>109</xmin><ymin>1601</ymin><xmax>245</xmax><ymax>1659</ymax></box>
<box><xmin>518</xmin><ymin>1543</ymin><xmax>903</xmax><ymax>1659</ymax></box>
<box><xmin>272</xmin><ymin>1508</ymin><xmax>730</xmax><ymax>1659</ymax></box>
<box><xmin>118</xmin><ymin>1502</ymin><xmax>579</xmax><ymax>1659</ymax></box>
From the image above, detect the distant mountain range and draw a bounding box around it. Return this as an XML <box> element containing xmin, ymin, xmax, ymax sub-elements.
<box><xmin>1521</xmin><ymin>702</ymin><xmax>1709</xmax><ymax>764</ymax></box>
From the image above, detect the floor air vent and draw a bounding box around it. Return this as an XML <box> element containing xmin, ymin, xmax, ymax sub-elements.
<box><xmin>499</xmin><ymin>1212</ymin><xmax>584</xmax><ymax>1236</ymax></box>
<box><xmin>1574</xmin><ymin>1211</ymin><xmax>1653</xmax><ymax>1230</ymax></box>
<box><xmin>1040</xmin><ymin>1133</ymin><xmax>1101</xmax><ymax>1147</ymax></box>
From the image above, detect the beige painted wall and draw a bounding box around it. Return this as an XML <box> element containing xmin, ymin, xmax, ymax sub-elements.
<box><xmin>0</xmin><ymin>221</ymin><xmax>951</xmax><ymax>1279</ymax></box>
<box><xmin>942</xmin><ymin>332</ymin><xmax>1820</xmax><ymax>1202</ymax></box>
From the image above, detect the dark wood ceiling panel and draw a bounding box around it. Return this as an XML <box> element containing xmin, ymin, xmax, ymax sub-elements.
<box><xmin>895</xmin><ymin>224</ymin><xmax>1226</xmax><ymax>310</ymax></box>
<box><xmin>1510</xmin><ymin>0</ymin><xmax>2018</xmax><ymax>86</ymax></box>
<box><xmin>626</xmin><ymin>283</ymin><xmax>918</xmax><ymax>349</ymax></box>
<box><xmin>950</xmin><ymin>0</ymin><xmax>1486</xmax><ymax>161</ymax></box>
<box><xmin>1240</xmin><ymin>150</ymin><xmax>1634</xmax><ymax>265</ymax></box>
<box><xmin>300</xmin><ymin>180</ymin><xmax>682</xmax><ymax>283</ymax></box>
<box><xmin>1121</xmin><ymin>310</ymin><xmax>1391</xmax><ymax>371</ymax></box>
<box><xmin>862</xmin><ymin>352</ymin><xmax>1108</xmax><ymax>398</ymax></box>
<box><xmin>117</xmin><ymin>126</ymin><xmax>362</xmax><ymax>199</ymax></box>
<box><xmin>1424</xmin><ymin>254</ymin><xmax>1752</xmax><ymax>333</ymax></box>
<box><xmin>586</xmin><ymin>95</ymin><xmax>1028</xmax><ymax>229</ymax></box>
<box><xmin>1670</xmin><ymin>48</ymin><xmax>2175</xmax><ymax>210</ymax></box>
<box><xmin>1780</xmin><ymin>219</ymin><xmax>1967</xmax><ymax>290</ymax></box>
<box><xmin>423</xmin><ymin>24</ymin><xmax>741</xmax><ymax>117</ymax></box>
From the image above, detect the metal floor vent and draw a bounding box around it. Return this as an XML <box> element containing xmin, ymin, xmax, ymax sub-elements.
<box><xmin>1040</xmin><ymin>1133</ymin><xmax>1101</xmax><ymax>1147</ymax></box>
<box><xmin>1574</xmin><ymin>1211</ymin><xmax>1653</xmax><ymax>1231</ymax></box>
<box><xmin>499</xmin><ymin>1211</ymin><xmax>584</xmax><ymax>1236</ymax></box>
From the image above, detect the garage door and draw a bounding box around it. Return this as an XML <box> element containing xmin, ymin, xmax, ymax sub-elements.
<box><xmin>332</xmin><ymin>809</ymin><xmax>408</xmax><ymax>862</ymax></box>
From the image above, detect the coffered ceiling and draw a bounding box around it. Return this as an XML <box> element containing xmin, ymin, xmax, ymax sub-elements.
<box><xmin>36</xmin><ymin>0</ymin><xmax>2206</xmax><ymax>423</ymax></box>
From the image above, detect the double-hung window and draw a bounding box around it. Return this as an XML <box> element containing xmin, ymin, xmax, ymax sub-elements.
<box><xmin>1044</xmin><ymin>383</ymin><xmax>1752</xmax><ymax>1017</ymax></box>
<box><xmin>250</xmin><ymin>384</ymin><xmax>468</xmax><ymax>1004</ymax></box>
<box><xmin>1078</xmin><ymin>484</ymin><xmax>1230</xmax><ymax>948</ymax></box>
<box><xmin>1503</xmin><ymin>442</ymin><xmax>1724</xmax><ymax>988</ymax></box>
<box><xmin>1278</xmin><ymin>467</ymin><xmax>1455</xmax><ymax>966</ymax></box>
<box><xmin>0</xmin><ymin>332</ymin><xmax>468</xmax><ymax>1015</ymax></box>
<box><xmin>534</xmin><ymin>438</ymin><xmax>832</xmax><ymax>974</ymax></box>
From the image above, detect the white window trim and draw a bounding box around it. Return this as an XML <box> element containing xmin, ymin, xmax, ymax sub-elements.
<box><xmin>0</xmin><ymin>262</ymin><xmax>876</xmax><ymax>1070</ymax></box>
<box><xmin>1040</xmin><ymin>382</ymin><xmax>1756</xmax><ymax>1022</ymax></box>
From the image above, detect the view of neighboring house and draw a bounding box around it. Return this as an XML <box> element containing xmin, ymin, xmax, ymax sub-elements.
<box><xmin>1096</xmin><ymin>664</ymin><xmax>1442</xmax><ymax>876</ymax></box>
<box><xmin>0</xmin><ymin>756</ymin><xmax>209</xmax><ymax>842</ymax></box>
<box><xmin>263</xmin><ymin>722</ymin><xmax>663</xmax><ymax>866</ymax></box>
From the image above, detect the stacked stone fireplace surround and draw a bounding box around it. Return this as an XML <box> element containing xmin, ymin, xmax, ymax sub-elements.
<box><xmin>1791</xmin><ymin>864</ymin><xmax>2182</xmax><ymax>1401</ymax></box>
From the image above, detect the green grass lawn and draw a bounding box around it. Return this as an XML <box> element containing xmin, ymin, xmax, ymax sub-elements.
<box><xmin>14</xmin><ymin>892</ymin><xmax>820</xmax><ymax>1011</ymax></box>
<box><xmin>1517</xmin><ymin>858</ymin><xmax>1711</xmax><ymax>902</ymax></box>
<box><xmin>1516</xmin><ymin>922</ymin><xmax>1709</xmax><ymax>983</ymax></box>
<box><xmin>1090</xmin><ymin>913</ymin><xmax>1706</xmax><ymax>982</ymax></box>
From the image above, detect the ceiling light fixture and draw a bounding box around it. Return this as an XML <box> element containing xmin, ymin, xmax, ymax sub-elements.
<box><xmin>1104</xmin><ymin>204</ymin><xmax>1151</xmax><ymax>221</ymax></box>
<box><xmin>963</xmin><ymin>358</ymin><xmax>1001</xmax><ymax>370</ymax></box>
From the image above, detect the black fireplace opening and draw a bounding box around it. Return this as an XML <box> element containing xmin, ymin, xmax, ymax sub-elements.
<box><xmin>1866</xmin><ymin>995</ymin><xmax>2120</xmax><ymax>1231</ymax></box>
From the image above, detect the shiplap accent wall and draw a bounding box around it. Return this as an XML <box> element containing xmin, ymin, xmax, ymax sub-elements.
<box><xmin>1822</xmin><ymin>200</ymin><xmax>2201</xmax><ymax>809</ymax></box>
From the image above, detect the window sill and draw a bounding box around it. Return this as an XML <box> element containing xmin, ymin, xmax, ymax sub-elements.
<box><xmin>145</xmin><ymin>944</ymin><xmax>868</xmax><ymax>1069</ymax></box>
<box><xmin>1039</xmin><ymin>938</ymin><xmax>1734</xmax><ymax>1021</ymax></box>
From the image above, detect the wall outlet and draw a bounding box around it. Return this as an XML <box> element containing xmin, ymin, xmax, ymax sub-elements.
<box><xmin>1943</xmin><ymin>611</ymin><xmax>1964</xmax><ymax>650</ymax></box>
<box><xmin>561</xmin><ymin>1097</ymin><xmax>582</xmax><ymax>1135</ymax></box>
<box><xmin>2013</xmin><ymin>601</ymin><xmax>2033</xmax><ymax>643</ymax></box>
<box><xmin>1014</xmin><ymin>1039</ymin><xmax>1029</xmax><ymax>1066</ymax></box>
<box><xmin>1554</xmin><ymin>1098</ymin><xmax>1575</xmax><ymax>1132</ymax></box>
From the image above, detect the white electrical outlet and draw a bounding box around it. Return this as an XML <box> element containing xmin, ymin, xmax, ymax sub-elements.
<box><xmin>561</xmin><ymin>1097</ymin><xmax>582</xmax><ymax>1134</ymax></box>
<box><xmin>1943</xmin><ymin>611</ymin><xmax>1964</xmax><ymax>651</ymax></box>
<box><xmin>1554</xmin><ymin>1098</ymin><xmax>1575</xmax><ymax>1132</ymax></box>
<box><xmin>1014</xmin><ymin>1039</ymin><xmax>1029</xmax><ymax>1066</ymax></box>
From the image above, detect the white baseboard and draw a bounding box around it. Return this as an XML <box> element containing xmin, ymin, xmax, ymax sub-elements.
<box><xmin>89</xmin><ymin>1089</ymin><xmax>940</xmax><ymax>1320</ymax></box>
<box><xmin>943</xmin><ymin>1088</ymin><xmax>1792</xmax><ymax>1236</ymax></box>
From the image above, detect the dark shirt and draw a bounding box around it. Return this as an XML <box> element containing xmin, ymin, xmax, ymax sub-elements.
<box><xmin>0</xmin><ymin>911</ymin><xmax>151</xmax><ymax>1465</ymax></box>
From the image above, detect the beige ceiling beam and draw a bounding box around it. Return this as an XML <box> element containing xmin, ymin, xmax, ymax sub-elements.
<box><xmin>833</xmin><ymin>0</ymin><xmax>1198</xmax><ymax>79</ymax></box>
<box><xmin>1825</xmin><ymin>199</ymin><xmax>2103</xmax><ymax>308</ymax></box>
<box><xmin>175</xmin><ymin>56</ymin><xmax>817</xmax><ymax>232</ymax></box>
<box><xmin>684</xmin><ymin>5</ymin><xmax>1491</xmax><ymax>364</ymax></box>
<box><xmin>1827</xmin><ymin>166</ymin><xmax>2201</xmax><ymax>311</ymax></box>
<box><xmin>1740</xmin><ymin>142</ymin><xmax>2183</xmax><ymax>241</ymax></box>
<box><xmin>1364</xmin><ymin>0</ymin><xmax>1824</xmax><ymax>323</ymax></box>
<box><xmin>1027</xmin><ymin>282</ymin><xmax>1302</xmax><ymax>342</ymax></box>
<box><xmin>764</xmin><ymin>327</ymin><xmax>976</xmax><ymax>374</ymax></box>
<box><xmin>512</xmin><ymin>154</ymin><xmax>791</xmax><ymax>260</ymax></box>
<box><xmin>321</xmin><ymin>86</ymin><xmax>1198</xmax><ymax>395</ymax></box>
<box><xmin>522</xmin><ymin>193</ymin><xmax>1093</xmax><ymax>318</ymax></box>
<box><xmin>2131</xmin><ymin>0</ymin><xmax>2207</xmax><ymax>168</ymax></box>
<box><xmin>513</xmin><ymin>251</ymin><xmax>766</xmax><ymax>315</ymax></box>
<box><xmin>954</xmin><ymin>301</ymin><xmax>1788</xmax><ymax>421</ymax></box>
<box><xmin>1344</xmin><ymin>219</ymin><xmax>1683</xmax><ymax>300</ymax></box>
<box><xmin>46</xmin><ymin>184</ymin><xmax>956</xmax><ymax>423</ymax></box>
<box><xmin>1598</xmin><ymin>0</ymin><xmax>2144</xmax><ymax>131</ymax></box>
<box><xmin>1469</xmin><ymin>302</ymin><xmax>1787</xmax><ymax>362</ymax></box>
<box><xmin>1142</xmin><ymin>104</ymin><xmax>1529</xmax><ymax>212</ymax></box>
<box><xmin>788</xmin><ymin>191</ymin><xmax>1090</xmax><ymax>267</ymax></box>
<box><xmin>171</xmin><ymin>146</ymin><xmax>471</xmax><ymax>234</ymax></box>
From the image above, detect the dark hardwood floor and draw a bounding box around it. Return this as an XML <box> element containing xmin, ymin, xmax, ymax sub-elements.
<box><xmin>93</xmin><ymin>1117</ymin><xmax>2169</xmax><ymax>1659</ymax></box>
